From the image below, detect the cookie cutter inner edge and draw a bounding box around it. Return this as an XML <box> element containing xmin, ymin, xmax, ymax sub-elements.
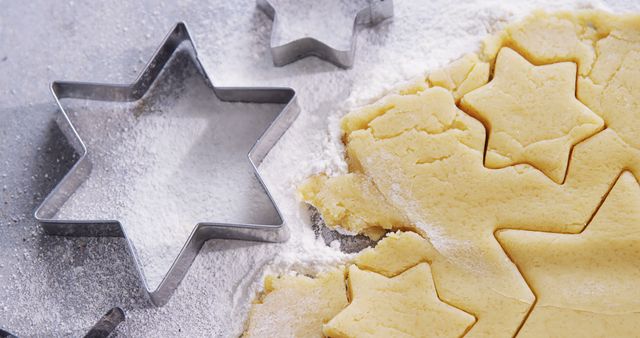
<box><xmin>34</xmin><ymin>22</ymin><xmax>299</xmax><ymax>306</ymax></box>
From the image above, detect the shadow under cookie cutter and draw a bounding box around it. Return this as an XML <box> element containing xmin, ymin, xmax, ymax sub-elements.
<box><xmin>258</xmin><ymin>0</ymin><xmax>394</xmax><ymax>68</ymax></box>
<box><xmin>34</xmin><ymin>22</ymin><xmax>298</xmax><ymax>306</ymax></box>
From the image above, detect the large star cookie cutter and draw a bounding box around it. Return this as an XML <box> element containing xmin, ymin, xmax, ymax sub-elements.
<box><xmin>257</xmin><ymin>0</ymin><xmax>394</xmax><ymax>68</ymax></box>
<box><xmin>34</xmin><ymin>22</ymin><xmax>298</xmax><ymax>306</ymax></box>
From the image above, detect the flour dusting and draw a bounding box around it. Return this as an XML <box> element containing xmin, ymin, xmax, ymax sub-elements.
<box><xmin>6</xmin><ymin>0</ymin><xmax>640</xmax><ymax>336</ymax></box>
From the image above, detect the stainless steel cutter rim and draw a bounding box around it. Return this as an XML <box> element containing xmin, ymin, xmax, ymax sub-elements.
<box><xmin>257</xmin><ymin>0</ymin><xmax>394</xmax><ymax>68</ymax></box>
<box><xmin>34</xmin><ymin>22</ymin><xmax>298</xmax><ymax>306</ymax></box>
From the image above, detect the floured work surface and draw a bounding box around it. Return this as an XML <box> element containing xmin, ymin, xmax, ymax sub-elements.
<box><xmin>54</xmin><ymin>51</ymin><xmax>282</xmax><ymax>290</ymax></box>
<box><xmin>244</xmin><ymin>10</ymin><xmax>640</xmax><ymax>338</ymax></box>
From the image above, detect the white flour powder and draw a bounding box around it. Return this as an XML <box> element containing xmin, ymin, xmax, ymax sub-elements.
<box><xmin>25</xmin><ymin>0</ymin><xmax>640</xmax><ymax>336</ymax></box>
<box><xmin>56</xmin><ymin>56</ymin><xmax>287</xmax><ymax>290</ymax></box>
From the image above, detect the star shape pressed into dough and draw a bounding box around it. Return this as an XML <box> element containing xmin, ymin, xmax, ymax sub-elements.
<box><xmin>324</xmin><ymin>263</ymin><xmax>475</xmax><ymax>338</ymax></box>
<box><xmin>497</xmin><ymin>172</ymin><xmax>640</xmax><ymax>337</ymax></box>
<box><xmin>303</xmin><ymin>84</ymin><xmax>640</xmax><ymax>336</ymax></box>
<box><xmin>295</xmin><ymin>12</ymin><xmax>640</xmax><ymax>337</ymax></box>
<box><xmin>461</xmin><ymin>47</ymin><xmax>604</xmax><ymax>183</ymax></box>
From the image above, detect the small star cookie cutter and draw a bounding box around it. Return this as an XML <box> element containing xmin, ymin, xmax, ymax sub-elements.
<box><xmin>34</xmin><ymin>22</ymin><xmax>298</xmax><ymax>305</ymax></box>
<box><xmin>257</xmin><ymin>0</ymin><xmax>394</xmax><ymax>68</ymax></box>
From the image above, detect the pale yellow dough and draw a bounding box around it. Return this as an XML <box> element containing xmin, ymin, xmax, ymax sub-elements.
<box><xmin>243</xmin><ymin>268</ymin><xmax>348</xmax><ymax>338</ymax></box>
<box><xmin>318</xmin><ymin>85</ymin><xmax>640</xmax><ymax>336</ymax></box>
<box><xmin>324</xmin><ymin>263</ymin><xmax>475</xmax><ymax>338</ymax></box>
<box><xmin>498</xmin><ymin>172</ymin><xmax>640</xmax><ymax>337</ymax></box>
<box><xmin>428</xmin><ymin>53</ymin><xmax>490</xmax><ymax>101</ymax></box>
<box><xmin>461</xmin><ymin>47</ymin><xmax>603</xmax><ymax>183</ymax></box>
<box><xmin>578</xmin><ymin>19</ymin><xmax>640</xmax><ymax>151</ymax></box>
<box><xmin>299</xmin><ymin>173</ymin><xmax>410</xmax><ymax>240</ymax></box>
<box><xmin>247</xmin><ymin>10</ymin><xmax>640</xmax><ymax>338</ymax></box>
<box><xmin>355</xmin><ymin>231</ymin><xmax>435</xmax><ymax>277</ymax></box>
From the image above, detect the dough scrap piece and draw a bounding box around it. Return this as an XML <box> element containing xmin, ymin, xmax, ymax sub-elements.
<box><xmin>355</xmin><ymin>231</ymin><xmax>434</xmax><ymax>277</ymax></box>
<box><xmin>497</xmin><ymin>172</ymin><xmax>640</xmax><ymax>337</ymax></box>
<box><xmin>428</xmin><ymin>53</ymin><xmax>490</xmax><ymax>101</ymax></box>
<box><xmin>461</xmin><ymin>47</ymin><xmax>604</xmax><ymax>183</ymax></box>
<box><xmin>299</xmin><ymin>173</ymin><xmax>411</xmax><ymax>239</ymax></box>
<box><xmin>339</xmin><ymin>85</ymin><xmax>485</xmax><ymax>148</ymax></box>
<box><xmin>578</xmin><ymin>23</ymin><xmax>640</xmax><ymax>151</ymax></box>
<box><xmin>243</xmin><ymin>268</ymin><xmax>348</xmax><ymax>338</ymax></box>
<box><xmin>324</xmin><ymin>263</ymin><xmax>475</xmax><ymax>338</ymax></box>
<box><xmin>481</xmin><ymin>10</ymin><xmax>602</xmax><ymax>75</ymax></box>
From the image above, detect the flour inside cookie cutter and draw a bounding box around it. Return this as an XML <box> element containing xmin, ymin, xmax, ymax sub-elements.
<box><xmin>34</xmin><ymin>22</ymin><xmax>298</xmax><ymax>306</ymax></box>
<box><xmin>258</xmin><ymin>0</ymin><xmax>394</xmax><ymax>68</ymax></box>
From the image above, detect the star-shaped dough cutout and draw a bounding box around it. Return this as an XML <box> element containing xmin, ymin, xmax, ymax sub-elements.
<box><xmin>497</xmin><ymin>172</ymin><xmax>640</xmax><ymax>337</ymax></box>
<box><xmin>324</xmin><ymin>263</ymin><xmax>475</xmax><ymax>338</ymax></box>
<box><xmin>303</xmin><ymin>85</ymin><xmax>640</xmax><ymax>336</ymax></box>
<box><xmin>297</xmin><ymin>11</ymin><xmax>640</xmax><ymax>338</ymax></box>
<box><xmin>461</xmin><ymin>47</ymin><xmax>604</xmax><ymax>183</ymax></box>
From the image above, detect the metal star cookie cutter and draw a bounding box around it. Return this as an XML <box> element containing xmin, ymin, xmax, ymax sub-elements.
<box><xmin>34</xmin><ymin>22</ymin><xmax>298</xmax><ymax>306</ymax></box>
<box><xmin>257</xmin><ymin>0</ymin><xmax>394</xmax><ymax>68</ymax></box>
